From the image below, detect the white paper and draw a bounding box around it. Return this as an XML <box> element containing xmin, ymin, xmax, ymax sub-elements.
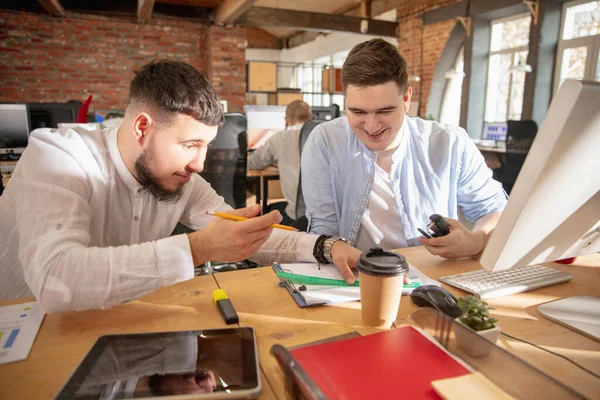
<box><xmin>0</xmin><ymin>301</ymin><xmax>45</xmax><ymax>365</ymax></box>
<box><xmin>279</xmin><ymin>263</ymin><xmax>441</xmax><ymax>305</ymax></box>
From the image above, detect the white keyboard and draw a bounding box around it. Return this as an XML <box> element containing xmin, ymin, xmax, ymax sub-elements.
<box><xmin>440</xmin><ymin>265</ymin><xmax>573</xmax><ymax>300</ymax></box>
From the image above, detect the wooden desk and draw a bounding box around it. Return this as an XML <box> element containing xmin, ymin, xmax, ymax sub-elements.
<box><xmin>476</xmin><ymin>145</ymin><xmax>506</xmax><ymax>171</ymax></box>
<box><xmin>476</xmin><ymin>145</ymin><xmax>507</xmax><ymax>153</ymax></box>
<box><xmin>0</xmin><ymin>276</ymin><xmax>230</xmax><ymax>400</ymax></box>
<box><xmin>216</xmin><ymin>247</ymin><xmax>600</xmax><ymax>399</ymax></box>
<box><xmin>247</xmin><ymin>166</ymin><xmax>280</xmax><ymax>213</ymax></box>
<box><xmin>1</xmin><ymin>248</ymin><xmax>599</xmax><ymax>399</ymax></box>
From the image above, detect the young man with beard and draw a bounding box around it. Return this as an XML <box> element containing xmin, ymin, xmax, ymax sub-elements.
<box><xmin>301</xmin><ymin>39</ymin><xmax>507</xmax><ymax>278</ymax></box>
<box><xmin>0</xmin><ymin>60</ymin><xmax>360</xmax><ymax>311</ymax></box>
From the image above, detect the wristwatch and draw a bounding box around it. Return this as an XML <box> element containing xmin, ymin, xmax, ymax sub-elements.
<box><xmin>323</xmin><ymin>236</ymin><xmax>350</xmax><ymax>263</ymax></box>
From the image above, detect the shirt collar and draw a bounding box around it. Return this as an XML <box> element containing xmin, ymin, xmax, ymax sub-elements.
<box><xmin>106</xmin><ymin>127</ymin><xmax>142</xmax><ymax>193</ymax></box>
<box><xmin>287</xmin><ymin>123</ymin><xmax>304</xmax><ymax>130</ymax></box>
<box><xmin>391</xmin><ymin>121</ymin><xmax>410</xmax><ymax>164</ymax></box>
<box><xmin>358</xmin><ymin>120</ymin><xmax>408</xmax><ymax>160</ymax></box>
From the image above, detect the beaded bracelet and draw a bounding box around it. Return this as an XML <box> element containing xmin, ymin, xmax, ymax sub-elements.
<box><xmin>312</xmin><ymin>234</ymin><xmax>330</xmax><ymax>264</ymax></box>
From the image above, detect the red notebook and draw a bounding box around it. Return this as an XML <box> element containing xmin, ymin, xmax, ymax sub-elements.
<box><xmin>290</xmin><ymin>326</ymin><xmax>470</xmax><ymax>399</ymax></box>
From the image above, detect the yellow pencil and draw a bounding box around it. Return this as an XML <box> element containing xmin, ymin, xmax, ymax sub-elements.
<box><xmin>206</xmin><ymin>211</ymin><xmax>299</xmax><ymax>232</ymax></box>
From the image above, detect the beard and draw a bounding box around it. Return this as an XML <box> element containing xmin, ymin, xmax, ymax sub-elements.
<box><xmin>135</xmin><ymin>147</ymin><xmax>184</xmax><ymax>204</ymax></box>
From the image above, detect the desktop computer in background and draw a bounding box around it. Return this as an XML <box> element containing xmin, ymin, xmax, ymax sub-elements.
<box><xmin>482</xmin><ymin>122</ymin><xmax>508</xmax><ymax>142</ymax></box>
<box><xmin>311</xmin><ymin>104</ymin><xmax>340</xmax><ymax>121</ymax></box>
<box><xmin>28</xmin><ymin>102</ymin><xmax>80</xmax><ymax>129</ymax></box>
<box><xmin>441</xmin><ymin>81</ymin><xmax>600</xmax><ymax>303</ymax></box>
<box><xmin>244</xmin><ymin>105</ymin><xmax>286</xmax><ymax>150</ymax></box>
<box><xmin>0</xmin><ymin>103</ymin><xmax>30</xmax><ymax>160</ymax></box>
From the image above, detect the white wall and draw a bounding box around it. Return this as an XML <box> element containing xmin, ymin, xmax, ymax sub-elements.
<box><xmin>245</xmin><ymin>49</ymin><xmax>281</xmax><ymax>62</ymax></box>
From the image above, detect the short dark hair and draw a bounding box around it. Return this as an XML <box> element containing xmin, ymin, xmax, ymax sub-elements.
<box><xmin>342</xmin><ymin>38</ymin><xmax>408</xmax><ymax>93</ymax></box>
<box><xmin>129</xmin><ymin>60</ymin><xmax>224</xmax><ymax>126</ymax></box>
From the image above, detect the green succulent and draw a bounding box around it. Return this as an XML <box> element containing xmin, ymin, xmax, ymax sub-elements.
<box><xmin>457</xmin><ymin>295</ymin><xmax>498</xmax><ymax>331</ymax></box>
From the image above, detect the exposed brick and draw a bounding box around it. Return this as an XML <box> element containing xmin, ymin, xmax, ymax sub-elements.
<box><xmin>0</xmin><ymin>9</ymin><xmax>242</xmax><ymax>112</ymax></box>
<box><xmin>396</xmin><ymin>1</ymin><xmax>460</xmax><ymax>117</ymax></box>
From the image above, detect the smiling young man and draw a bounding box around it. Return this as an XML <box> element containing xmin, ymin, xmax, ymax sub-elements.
<box><xmin>301</xmin><ymin>39</ymin><xmax>507</xmax><ymax>271</ymax></box>
<box><xmin>0</xmin><ymin>60</ymin><xmax>360</xmax><ymax>311</ymax></box>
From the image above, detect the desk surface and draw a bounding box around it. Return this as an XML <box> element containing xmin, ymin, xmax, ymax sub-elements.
<box><xmin>477</xmin><ymin>144</ymin><xmax>507</xmax><ymax>153</ymax></box>
<box><xmin>1</xmin><ymin>248</ymin><xmax>599</xmax><ymax>399</ymax></box>
<box><xmin>247</xmin><ymin>165</ymin><xmax>279</xmax><ymax>178</ymax></box>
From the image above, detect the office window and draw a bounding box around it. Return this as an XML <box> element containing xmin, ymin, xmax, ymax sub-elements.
<box><xmin>554</xmin><ymin>1</ymin><xmax>600</xmax><ymax>91</ymax></box>
<box><xmin>439</xmin><ymin>47</ymin><xmax>464</xmax><ymax>126</ymax></box>
<box><xmin>332</xmin><ymin>94</ymin><xmax>345</xmax><ymax>111</ymax></box>
<box><xmin>484</xmin><ymin>14</ymin><xmax>532</xmax><ymax>123</ymax></box>
<box><xmin>294</xmin><ymin>50</ymin><xmax>351</xmax><ymax>108</ymax></box>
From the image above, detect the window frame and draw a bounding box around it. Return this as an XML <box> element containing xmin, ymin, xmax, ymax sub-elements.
<box><xmin>483</xmin><ymin>12</ymin><xmax>532</xmax><ymax>123</ymax></box>
<box><xmin>553</xmin><ymin>0</ymin><xmax>600</xmax><ymax>93</ymax></box>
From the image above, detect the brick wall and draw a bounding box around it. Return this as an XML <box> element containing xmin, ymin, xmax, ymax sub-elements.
<box><xmin>0</xmin><ymin>9</ymin><xmax>247</xmax><ymax>113</ymax></box>
<box><xmin>205</xmin><ymin>25</ymin><xmax>247</xmax><ymax>113</ymax></box>
<box><xmin>397</xmin><ymin>0</ymin><xmax>462</xmax><ymax>116</ymax></box>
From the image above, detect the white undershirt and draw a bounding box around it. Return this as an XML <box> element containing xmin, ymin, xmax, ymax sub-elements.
<box><xmin>354</xmin><ymin>124</ymin><xmax>408</xmax><ymax>252</ymax></box>
<box><xmin>354</xmin><ymin>163</ymin><xmax>407</xmax><ymax>252</ymax></box>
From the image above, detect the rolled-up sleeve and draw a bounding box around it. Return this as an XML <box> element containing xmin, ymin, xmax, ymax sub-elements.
<box><xmin>456</xmin><ymin>132</ymin><xmax>507</xmax><ymax>222</ymax></box>
<box><xmin>301</xmin><ymin>128</ymin><xmax>340</xmax><ymax>236</ymax></box>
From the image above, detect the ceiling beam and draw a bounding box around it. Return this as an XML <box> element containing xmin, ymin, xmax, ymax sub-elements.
<box><xmin>215</xmin><ymin>0</ymin><xmax>257</xmax><ymax>25</ymax></box>
<box><xmin>360</xmin><ymin>0</ymin><xmax>371</xmax><ymax>18</ymax></box>
<box><xmin>286</xmin><ymin>31</ymin><xmax>321</xmax><ymax>49</ymax></box>
<box><xmin>238</xmin><ymin>7</ymin><xmax>398</xmax><ymax>37</ymax></box>
<box><xmin>38</xmin><ymin>0</ymin><xmax>65</xmax><ymax>16</ymax></box>
<box><xmin>138</xmin><ymin>0</ymin><xmax>156</xmax><ymax>23</ymax></box>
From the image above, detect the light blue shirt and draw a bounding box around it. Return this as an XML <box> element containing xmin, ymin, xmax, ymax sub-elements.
<box><xmin>301</xmin><ymin>116</ymin><xmax>507</xmax><ymax>247</ymax></box>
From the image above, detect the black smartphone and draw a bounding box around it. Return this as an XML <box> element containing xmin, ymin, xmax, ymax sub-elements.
<box><xmin>417</xmin><ymin>228</ymin><xmax>432</xmax><ymax>239</ymax></box>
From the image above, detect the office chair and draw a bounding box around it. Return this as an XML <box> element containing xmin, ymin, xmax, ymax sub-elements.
<box><xmin>193</xmin><ymin>113</ymin><xmax>257</xmax><ymax>273</ymax></box>
<box><xmin>498</xmin><ymin>120</ymin><xmax>538</xmax><ymax>195</ymax></box>
<box><xmin>293</xmin><ymin>119</ymin><xmax>326</xmax><ymax>231</ymax></box>
<box><xmin>200</xmin><ymin>113</ymin><xmax>247</xmax><ymax>209</ymax></box>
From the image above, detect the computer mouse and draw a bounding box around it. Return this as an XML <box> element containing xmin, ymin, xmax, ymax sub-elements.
<box><xmin>410</xmin><ymin>285</ymin><xmax>463</xmax><ymax>318</ymax></box>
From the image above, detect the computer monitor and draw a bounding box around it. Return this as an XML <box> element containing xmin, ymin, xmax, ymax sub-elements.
<box><xmin>482</xmin><ymin>121</ymin><xmax>507</xmax><ymax>141</ymax></box>
<box><xmin>311</xmin><ymin>105</ymin><xmax>340</xmax><ymax>121</ymax></box>
<box><xmin>0</xmin><ymin>103</ymin><xmax>30</xmax><ymax>157</ymax></box>
<box><xmin>244</xmin><ymin>105</ymin><xmax>286</xmax><ymax>149</ymax></box>
<box><xmin>28</xmin><ymin>102</ymin><xmax>80</xmax><ymax>129</ymax></box>
<box><xmin>480</xmin><ymin>80</ymin><xmax>600</xmax><ymax>272</ymax></box>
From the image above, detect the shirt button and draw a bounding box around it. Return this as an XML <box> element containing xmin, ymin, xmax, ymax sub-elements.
<box><xmin>368</xmin><ymin>178</ymin><xmax>373</xmax><ymax>183</ymax></box>
<box><xmin>357</xmin><ymin>209</ymin><xmax>362</xmax><ymax>214</ymax></box>
<box><xmin>137</xmin><ymin>188</ymin><xmax>143</xmax><ymax>193</ymax></box>
<box><xmin>371</xmin><ymin>154</ymin><xmax>376</xmax><ymax>159</ymax></box>
<box><xmin>133</xmin><ymin>216</ymin><xmax>139</xmax><ymax>221</ymax></box>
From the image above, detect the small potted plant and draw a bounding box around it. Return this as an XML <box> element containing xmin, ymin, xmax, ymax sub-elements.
<box><xmin>454</xmin><ymin>295</ymin><xmax>500</xmax><ymax>357</ymax></box>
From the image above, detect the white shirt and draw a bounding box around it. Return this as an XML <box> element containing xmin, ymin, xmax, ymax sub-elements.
<box><xmin>0</xmin><ymin>127</ymin><xmax>316</xmax><ymax>312</ymax></box>
<box><xmin>354</xmin><ymin>125</ymin><xmax>408</xmax><ymax>252</ymax></box>
<box><xmin>247</xmin><ymin>123</ymin><xmax>303</xmax><ymax>219</ymax></box>
<box><xmin>354</xmin><ymin>163</ymin><xmax>408</xmax><ymax>252</ymax></box>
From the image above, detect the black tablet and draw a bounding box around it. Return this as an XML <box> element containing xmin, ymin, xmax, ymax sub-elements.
<box><xmin>55</xmin><ymin>327</ymin><xmax>261</xmax><ymax>399</ymax></box>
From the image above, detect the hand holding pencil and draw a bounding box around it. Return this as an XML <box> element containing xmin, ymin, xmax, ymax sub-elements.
<box><xmin>207</xmin><ymin>211</ymin><xmax>298</xmax><ymax>231</ymax></box>
<box><xmin>187</xmin><ymin>204</ymin><xmax>289</xmax><ymax>266</ymax></box>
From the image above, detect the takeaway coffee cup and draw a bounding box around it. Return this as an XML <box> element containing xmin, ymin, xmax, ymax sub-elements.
<box><xmin>356</xmin><ymin>247</ymin><xmax>408</xmax><ymax>328</ymax></box>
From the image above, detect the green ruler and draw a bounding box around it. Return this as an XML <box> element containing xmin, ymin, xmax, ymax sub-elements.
<box><xmin>276</xmin><ymin>271</ymin><xmax>421</xmax><ymax>289</ymax></box>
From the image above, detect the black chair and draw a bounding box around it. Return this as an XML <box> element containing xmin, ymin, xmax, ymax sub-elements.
<box><xmin>192</xmin><ymin>113</ymin><xmax>258</xmax><ymax>272</ymax></box>
<box><xmin>294</xmin><ymin>119</ymin><xmax>326</xmax><ymax>231</ymax></box>
<box><xmin>200</xmin><ymin>113</ymin><xmax>247</xmax><ymax>209</ymax></box>
<box><xmin>498</xmin><ymin>120</ymin><xmax>538</xmax><ymax>195</ymax></box>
